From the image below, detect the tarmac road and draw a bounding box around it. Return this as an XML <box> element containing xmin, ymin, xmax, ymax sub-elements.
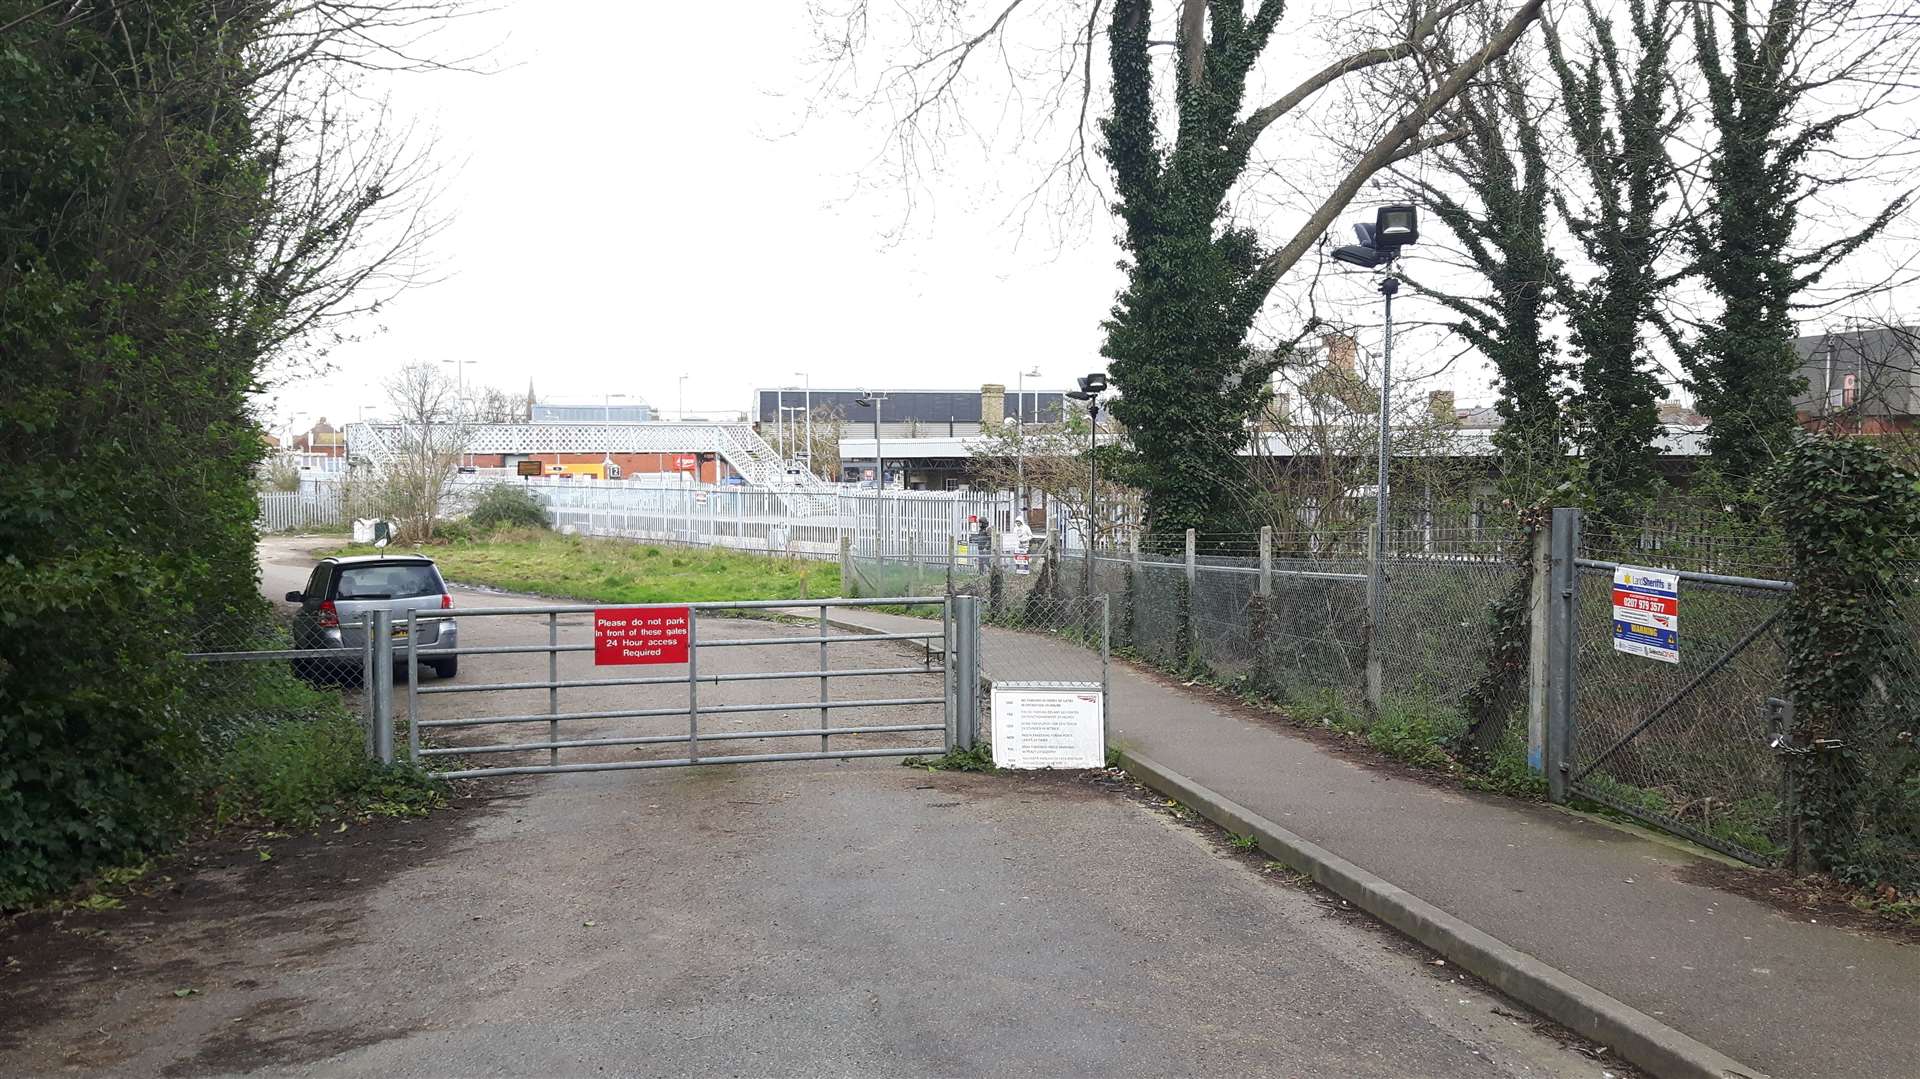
<box><xmin>0</xmin><ymin>537</ymin><xmax>1636</xmax><ymax>1075</ymax></box>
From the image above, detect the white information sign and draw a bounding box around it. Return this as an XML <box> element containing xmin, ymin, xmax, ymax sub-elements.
<box><xmin>991</xmin><ymin>682</ymin><xmax>1105</xmax><ymax>769</ymax></box>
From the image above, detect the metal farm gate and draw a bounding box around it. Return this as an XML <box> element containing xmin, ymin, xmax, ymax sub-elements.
<box><xmin>386</xmin><ymin>596</ymin><xmax>981</xmax><ymax>779</ymax></box>
<box><xmin>1544</xmin><ymin>509</ymin><xmax>1796</xmax><ymax>865</ymax></box>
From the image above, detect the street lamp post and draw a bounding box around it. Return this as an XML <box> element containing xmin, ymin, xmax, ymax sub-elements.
<box><xmin>603</xmin><ymin>393</ymin><xmax>630</xmax><ymax>476</ymax></box>
<box><xmin>794</xmin><ymin>371</ymin><xmax>812</xmax><ymax>476</ymax></box>
<box><xmin>856</xmin><ymin>391</ymin><xmax>889</xmax><ymax>557</ymax></box>
<box><xmin>779</xmin><ymin>405</ymin><xmax>807</xmax><ymax>464</ymax></box>
<box><xmin>774</xmin><ymin>388</ymin><xmax>786</xmax><ymax>459</ymax></box>
<box><xmin>441</xmin><ymin>358</ymin><xmax>477</xmax><ymax>468</ymax></box>
<box><xmin>1065</xmin><ymin>372</ymin><xmax>1109</xmax><ymax>597</ymax></box>
<box><xmin>1014</xmin><ymin>366</ymin><xmax>1041</xmax><ymax>510</ymax></box>
<box><xmin>1330</xmin><ymin>203</ymin><xmax>1420</xmax><ymax>547</ymax></box>
<box><xmin>1373</xmin><ymin>276</ymin><xmax>1399</xmax><ymax>546</ymax></box>
<box><xmin>1332</xmin><ymin>205</ymin><xmax>1419</xmax><ymax>710</ymax></box>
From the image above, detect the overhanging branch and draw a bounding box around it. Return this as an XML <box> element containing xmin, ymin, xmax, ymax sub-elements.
<box><xmin>1254</xmin><ymin>0</ymin><xmax>1546</xmax><ymax>289</ymax></box>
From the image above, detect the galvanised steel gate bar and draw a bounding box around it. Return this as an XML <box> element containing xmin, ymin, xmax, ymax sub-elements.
<box><xmin>402</xmin><ymin>596</ymin><xmax>956</xmax><ymax>779</ymax></box>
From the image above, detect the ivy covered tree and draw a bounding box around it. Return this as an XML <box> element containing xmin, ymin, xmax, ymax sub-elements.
<box><xmin>1097</xmin><ymin>0</ymin><xmax>1548</xmax><ymax>536</ymax></box>
<box><xmin>1767</xmin><ymin>437</ymin><xmax>1920</xmax><ymax>883</ymax></box>
<box><xmin>1679</xmin><ymin>0</ymin><xmax>1916</xmax><ymax>486</ymax></box>
<box><xmin>809</xmin><ymin>0</ymin><xmax>1545</xmax><ymax>538</ymax></box>
<box><xmin>1398</xmin><ymin>48</ymin><xmax>1565</xmax><ymax>502</ymax></box>
<box><xmin>1542</xmin><ymin>0</ymin><xmax>1683</xmax><ymax>529</ymax></box>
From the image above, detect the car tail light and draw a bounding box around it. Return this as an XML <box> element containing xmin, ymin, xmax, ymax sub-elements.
<box><xmin>318</xmin><ymin>600</ymin><xmax>340</xmax><ymax>628</ymax></box>
<box><xmin>440</xmin><ymin>594</ymin><xmax>454</xmax><ymax>609</ymax></box>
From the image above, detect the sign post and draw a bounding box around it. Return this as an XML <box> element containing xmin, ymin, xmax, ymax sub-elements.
<box><xmin>594</xmin><ymin>606</ymin><xmax>691</xmax><ymax>665</ymax></box>
<box><xmin>990</xmin><ymin>682</ymin><xmax>1105</xmax><ymax>769</ymax></box>
<box><xmin>1611</xmin><ymin>566</ymin><xmax>1679</xmax><ymax>664</ymax></box>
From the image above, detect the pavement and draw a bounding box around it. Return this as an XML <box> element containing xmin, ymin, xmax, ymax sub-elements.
<box><xmin>0</xmin><ymin>538</ymin><xmax>1631</xmax><ymax>1077</ymax></box>
<box><xmin>820</xmin><ymin>605</ymin><xmax>1920</xmax><ymax>1079</ymax></box>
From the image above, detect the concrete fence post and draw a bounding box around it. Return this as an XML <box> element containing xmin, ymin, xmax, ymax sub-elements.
<box><xmin>1546</xmin><ymin>507</ymin><xmax>1582</xmax><ymax>804</ymax></box>
<box><xmin>360</xmin><ymin>615</ymin><xmax>378</xmax><ymax>758</ymax></box>
<box><xmin>839</xmin><ymin>535</ymin><xmax>853</xmax><ymax>597</ymax></box>
<box><xmin>1124</xmin><ymin>534</ymin><xmax>1141</xmax><ymax>647</ymax></box>
<box><xmin>1182</xmin><ymin>528</ymin><xmax>1198</xmax><ymax>668</ymax></box>
<box><xmin>1526</xmin><ymin>521</ymin><xmax>1552</xmax><ymax>775</ymax></box>
<box><xmin>1258</xmin><ymin>525</ymin><xmax>1273</xmax><ymax>598</ymax></box>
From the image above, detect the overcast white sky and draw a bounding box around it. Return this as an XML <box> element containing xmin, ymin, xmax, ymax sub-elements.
<box><xmin>267</xmin><ymin>0</ymin><xmax>1918</xmax><ymax>438</ymax></box>
<box><xmin>267</xmin><ymin>2</ymin><xmax>1133</xmax><ymax>434</ymax></box>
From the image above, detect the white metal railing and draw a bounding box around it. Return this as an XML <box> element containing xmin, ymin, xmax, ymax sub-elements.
<box><xmin>275</xmin><ymin>472</ymin><xmax>1142</xmax><ymax>557</ymax></box>
<box><xmin>258</xmin><ymin>488</ymin><xmax>345</xmax><ymax>532</ymax></box>
<box><xmin>343</xmin><ymin>420</ymin><xmax>834</xmax><ymax>497</ymax></box>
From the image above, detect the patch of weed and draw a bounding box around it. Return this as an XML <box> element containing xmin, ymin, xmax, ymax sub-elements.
<box><xmin>904</xmin><ymin>743</ymin><xmax>997</xmax><ymax>773</ymax></box>
<box><xmin>1364</xmin><ymin>698</ymin><xmax>1467</xmax><ymax>771</ymax></box>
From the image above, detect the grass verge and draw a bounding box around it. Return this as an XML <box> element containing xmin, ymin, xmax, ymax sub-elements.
<box><xmin>327</xmin><ymin>529</ymin><xmax>838</xmax><ymax>604</ymax></box>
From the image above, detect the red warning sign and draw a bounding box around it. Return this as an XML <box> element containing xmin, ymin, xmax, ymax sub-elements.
<box><xmin>594</xmin><ymin>606</ymin><xmax>691</xmax><ymax>665</ymax></box>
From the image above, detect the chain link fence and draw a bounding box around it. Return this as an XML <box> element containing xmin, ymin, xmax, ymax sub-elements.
<box><xmin>181</xmin><ymin>609</ymin><xmax>378</xmax><ymax>765</ymax></box>
<box><xmin>1565</xmin><ymin>568</ymin><xmax>1793</xmax><ymax>864</ymax></box>
<box><xmin>844</xmin><ymin>526</ymin><xmax>1534</xmax><ymax>763</ymax></box>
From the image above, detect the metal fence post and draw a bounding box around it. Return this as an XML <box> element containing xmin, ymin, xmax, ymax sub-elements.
<box><xmin>818</xmin><ymin>604</ymin><xmax>831</xmax><ymax>753</ymax></box>
<box><xmin>1546</xmin><ymin>507</ymin><xmax>1581</xmax><ymax>803</ymax></box>
<box><xmin>406</xmin><ymin>610</ymin><xmax>420</xmax><ymax>764</ymax></box>
<box><xmin>1366</xmin><ymin>524</ymin><xmax>1384</xmax><ymax>714</ymax></box>
<box><xmin>360</xmin><ymin>614</ymin><xmax>377</xmax><ymax>757</ymax></box>
<box><xmin>943</xmin><ymin>598</ymin><xmax>958</xmax><ymax>752</ymax></box>
<box><xmin>687</xmin><ymin>609</ymin><xmax>701</xmax><ymax>762</ymax></box>
<box><xmin>988</xmin><ymin>526</ymin><xmax>1005</xmax><ymax>621</ymax></box>
<box><xmin>548</xmin><ymin>611</ymin><xmax>560</xmax><ymax>767</ymax></box>
<box><xmin>372</xmin><ymin>609</ymin><xmax>395</xmax><ymax>764</ymax></box>
<box><xmin>1526</xmin><ymin>521</ymin><xmax>1552</xmax><ymax>775</ymax></box>
<box><xmin>954</xmin><ymin>594</ymin><xmax>979</xmax><ymax>751</ymax></box>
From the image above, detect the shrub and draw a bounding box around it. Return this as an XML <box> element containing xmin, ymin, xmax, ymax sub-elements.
<box><xmin>200</xmin><ymin>665</ymin><xmax>441</xmax><ymax>826</ymax></box>
<box><xmin>0</xmin><ymin>552</ymin><xmax>199</xmax><ymax>908</ymax></box>
<box><xmin>467</xmin><ymin>484</ymin><xmax>551</xmax><ymax>532</ymax></box>
<box><xmin>263</xmin><ymin>459</ymin><xmax>302</xmax><ymax>492</ymax></box>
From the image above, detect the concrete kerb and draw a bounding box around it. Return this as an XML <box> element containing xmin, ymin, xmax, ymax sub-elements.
<box><xmin>1118</xmin><ymin>749</ymin><xmax>1770</xmax><ymax>1079</ymax></box>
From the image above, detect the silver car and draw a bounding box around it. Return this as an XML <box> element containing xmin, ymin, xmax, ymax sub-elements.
<box><xmin>285</xmin><ymin>555</ymin><xmax>460</xmax><ymax>682</ymax></box>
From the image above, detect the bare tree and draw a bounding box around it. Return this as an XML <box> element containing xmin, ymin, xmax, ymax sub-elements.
<box><xmin>969</xmin><ymin>408</ymin><xmax>1142</xmax><ymax>551</ymax></box>
<box><xmin>806</xmin><ymin>404</ymin><xmax>847</xmax><ymax>479</ymax></box>
<box><xmin>471</xmin><ymin>385</ymin><xmax>527</xmax><ymax>425</ymax></box>
<box><xmin>375</xmin><ymin>362</ymin><xmax>473</xmax><ymax>541</ymax></box>
<box><xmin>1247</xmin><ymin>335</ymin><xmax>1468</xmax><ymax>553</ymax></box>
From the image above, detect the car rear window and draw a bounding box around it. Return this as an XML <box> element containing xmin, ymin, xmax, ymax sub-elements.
<box><xmin>333</xmin><ymin>563</ymin><xmax>442</xmax><ymax>599</ymax></box>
